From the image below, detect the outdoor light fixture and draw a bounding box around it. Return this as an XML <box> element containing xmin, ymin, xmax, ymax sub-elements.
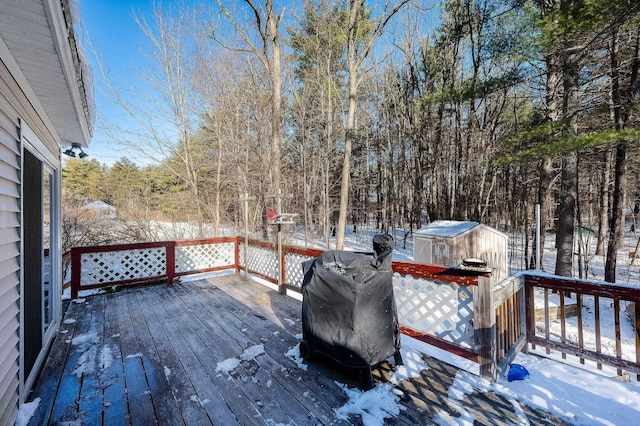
<box><xmin>62</xmin><ymin>143</ymin><xmax>88</xmax><ymax>159</ymax></box>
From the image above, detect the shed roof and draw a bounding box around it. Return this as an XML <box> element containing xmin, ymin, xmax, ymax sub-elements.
<box><xmin>81</xmin><ymin>200</ymin><xmax>115</xmax><ymax>211</ymax></box>
<box><xmin>415</xmin><ymin>220</ymin><xmax>479</xmax><ymax>238</ymax></box>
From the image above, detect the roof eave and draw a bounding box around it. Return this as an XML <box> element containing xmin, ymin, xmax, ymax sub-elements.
<box><xmin>45</xmin><ymin>0</ymin><xmax>94</xmax><ymax>147</ymax></box>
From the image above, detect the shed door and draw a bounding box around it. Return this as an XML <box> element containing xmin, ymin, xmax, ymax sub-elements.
<box><xmin>415</xmin><ymin>237</ymin><xmax>432</xmax><ymax>264</ymax></box>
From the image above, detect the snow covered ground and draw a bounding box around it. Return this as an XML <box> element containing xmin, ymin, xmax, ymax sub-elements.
<box><xmin>289</xmin><ymin>335</ymin><xmax>640</xmax><ymax>426</ymax></box>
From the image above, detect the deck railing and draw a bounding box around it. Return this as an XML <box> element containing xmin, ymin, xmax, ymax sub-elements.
<box><xmin>66</xmin><ymin>237</ymin><xmax>640</xmax><ymax>382</ymax></box>
<box><xmin>524</xmin><ymin>274</ymin><xmax>640</xmax><ymax>378</ymax></box>
<box><xmin>69</xmin><ymin>238</ymin><xmax>238</xmax><ymax>299</ymax></box>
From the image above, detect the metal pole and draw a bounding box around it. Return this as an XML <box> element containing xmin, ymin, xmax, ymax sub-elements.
<box><xmin>244</xmin><ymin>193</ymin><xmax>249</xmax><ymax>278</ymax></box>
<box><xmin>265</xmin><ymin>189</ymin><xmax>292</xmax><ymax>295</ymax></box>
<box><xmin>535</xmin><ymin>203</ymin><xmax>541</xmax><ymax>270</ymax></box>
<box><xmin>240</xmin><ymin>193</ymin><xmax>255</xmax><ymax>279</ymax></box>
<box><xmin>278</xmin><ymin>222</ymin><xmax>285</xmax><ymax>295</ymax></box>
<box><xmin>276</xmin><ymin>189</ymin><xmax>285</xmax><ymax>295</ymax></box>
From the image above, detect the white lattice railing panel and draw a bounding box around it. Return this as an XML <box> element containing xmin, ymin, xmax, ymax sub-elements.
<box><xmin>246</xmin><ymin>244</ymin><xmax>278</xmax><ymax>280</ymax></box>
<box><xmin>393</xmin><ymin>273</ymin><xmax>474</xmax><ymax>348</ymax></box>
<box><xmin>80</xmin><ymin>248</ymin><xmax>167</xmax><ymax>286</ymax></box>
<box><xmin>239</xmin><ymin>242</ymin><xmax>246</xmax><ymax>266</ymax></box>
<box><xmin>285</xmin><ymin>252</ymin><xmax>316</xmax><ymax>289</ymax></box>
<box><xmin>176</xmin><ymin>242</ymin><xmax>235</xmax><ymax>273</ymax></box>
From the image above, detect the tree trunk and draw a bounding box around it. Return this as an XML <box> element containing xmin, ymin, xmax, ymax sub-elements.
<box><xmin>336</xmin><ymin>0</ymin><xmax>360</xmax><ymax>250</ymax></box>
<box><xmin>538</xmin><ymin>48</ymin><xmax>561</xmax><ymax>269</ymax></box>
<box><xmin>555</xmin><ymin>51</ymin><xmax>579</xmax><ymax>278</ymax></box>
<box><xmin>605</xmin><ymin>28</ymin><xmax>624</xmax><ymax>282</ymax></box>
<box><xmin>214</xmin><ymin>130</ymin><xmax>223</xmax><ymax>237</ymax></box>
<box><xmin>595</xmin><ymin>151</ymin><xmax>611</xmax><ymax>256</ymax></box>
<box><xmin>605</xmin><ymin>145</ymin><xmax>626</xmax><ymax>282</ymax></box>
<box><xmin>268</xmin><ymin>0</ymin><xmax>282</xmax><ymax>205</ymax></box>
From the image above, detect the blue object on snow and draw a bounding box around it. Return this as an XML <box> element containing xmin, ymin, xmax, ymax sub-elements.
<box><xmin>507</xmin><ymin>364</ymin><xmax>530</xmax><ymax>382</ymax></box>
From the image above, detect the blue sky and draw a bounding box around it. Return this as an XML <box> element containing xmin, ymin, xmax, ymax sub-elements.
<box><xmin>79</xmin><ymin>0</ymin><xmax>159</xmax><ymax>166</ymax></box>
<box><xmin>77</xmin><ymin>0</ymin><xmax>426</xmax><ymax>167</ymax></box>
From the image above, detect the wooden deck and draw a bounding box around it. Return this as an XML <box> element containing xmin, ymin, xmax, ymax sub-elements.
<box><xmin>27</xmin><ymin>274</ymin><xmax>568</xmax><ymax>425</ymax></box>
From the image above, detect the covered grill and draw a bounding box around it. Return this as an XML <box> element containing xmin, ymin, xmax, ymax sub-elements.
<box><xmin>300</xmin><ymin>234</ymin><xmax>403</xmax><ymax>389</ymax></box>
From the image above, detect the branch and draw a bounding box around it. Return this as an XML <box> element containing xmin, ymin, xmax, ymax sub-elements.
<box><xmin>355</xmin><ymin>0</ymin><xmax>412</xmax><ymax>70</ymax></box>
<box><xmin>214</xmin><ymin>0</ymin><xmax>271</xmax><ymax>71</ymax></box>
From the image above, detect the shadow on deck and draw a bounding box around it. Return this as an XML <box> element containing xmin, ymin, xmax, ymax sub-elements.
<box><xmin>27</xmin><ymin>274</ymin><xmax>567</xmax><ymax>425</ymax></box>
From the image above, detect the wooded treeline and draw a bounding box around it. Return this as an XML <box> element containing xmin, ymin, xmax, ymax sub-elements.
<box><xmin>66</xmin><ymin>0</ymin><xmax>640</xmax><ymax>281</ymax></box>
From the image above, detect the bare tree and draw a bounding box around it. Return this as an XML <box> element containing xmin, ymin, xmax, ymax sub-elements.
<box><xmin>336</xmin><ymin>0</ymin><xmax>411</xmax><ymax>249</ymax></box>
<box><xmin>91</xmin><ymin>4</ymin><xmax>212</xmax><ymax>233</ymax></box>
<box><xmin>214</xmin><ymin>0</ymin><xmax>285</xmax><ymax>209</ymax></box>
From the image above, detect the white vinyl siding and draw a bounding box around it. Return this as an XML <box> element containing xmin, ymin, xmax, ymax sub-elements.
<box><xmin>0</xmin><ymin>66</ymin><xmax>22</xmax><ymax>426</ymax></box>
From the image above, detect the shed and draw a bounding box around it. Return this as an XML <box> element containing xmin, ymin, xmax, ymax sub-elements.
<box><xmin>413</xmin><ymin>220</ymin><xmax>508</xmax><ymax>282</ymax></box>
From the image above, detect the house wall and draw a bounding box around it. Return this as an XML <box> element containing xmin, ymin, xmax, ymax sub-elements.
<box><xmin>0</xmin><ymin>56</ymin><xmax>59</xmax><ymax>426</ymax></box>
<box><xmin>0</xmin><ymin>59</ymin><xmax>23</xmax><ymax>426</ymax></box>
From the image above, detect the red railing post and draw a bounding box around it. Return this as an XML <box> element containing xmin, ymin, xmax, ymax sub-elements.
<box><xmin>166</xmin><ymin>241</ymin><xmax>176</xmax><ymax>285</ymax></box>
<box><xmin>70</xmin><ymin>247</ymin><xmax>81</xmax><ymax>299</ymax></box>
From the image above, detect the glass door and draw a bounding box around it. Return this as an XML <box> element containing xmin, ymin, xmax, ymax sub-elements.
<box><xmin>43</xmin><ymin>167</ymin><xmax>53</xmax><ymax>332</ymax></box>
<box><xmin>22</xmin><ymin>151</ymin><xmax>59</xmax><ymax>380</ymax></box>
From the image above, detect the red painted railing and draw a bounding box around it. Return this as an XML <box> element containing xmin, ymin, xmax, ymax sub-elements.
<box><xmin>524</xmin><ymin>273</ymin><xmax>640</xmax><ymax>377</ymax></box>
<box><xmin>70</xmin><ymin>238</ymin><xmax>238</xmax><ymax>299</ymax></box>
<box><xmin>66</xmin><ymin>237</ymin><xmax>640</xmax><ymax>381</ymax></box>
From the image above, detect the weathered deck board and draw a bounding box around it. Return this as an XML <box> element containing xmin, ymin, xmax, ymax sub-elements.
<box><xmin>27</xmin><ymin>273</ymin><xmax>570</xmax><ymax>425</ymax></box>
<box><xmin>133</xmin><ymin>286</ymin><xmax>217</xmax><ymax>426</ymax></box>
<box><xmin>173</xmin><ymin>283</ymin><xmax>332</xmax><ymax>425</ymax></box>
<box><xmin>28</xmin><ymin>300</ymin><xmax>79</xmax><ymax>425</ymax></box>
<box><xmin>102</xmin><ymin>291</ymin><xmax>129</xmax><ymax>426</ymax></box>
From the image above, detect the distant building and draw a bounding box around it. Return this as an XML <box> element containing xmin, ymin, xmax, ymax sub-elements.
<box><xmin>82</xmin><ymin>200</ymin><xmax>116</xmax><ymax>220</ymax></box>
<box><xmin>413</xmin><ymin>220</ymin><xmax>508</xmax><ymax>282</ymax></box>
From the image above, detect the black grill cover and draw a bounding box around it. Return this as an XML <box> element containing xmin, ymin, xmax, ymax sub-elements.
<box><xmin>300</xmin><ymin>234</ymin><xmax>401</xmax><ymax>368</ymax></box>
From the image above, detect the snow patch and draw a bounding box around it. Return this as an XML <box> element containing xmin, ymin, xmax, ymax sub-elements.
<box><xmin>15</xmin><ymin>397</ymin><xmax>40</xmax><ymax>426</ymax></box>
<box><xmin>215</xmin><ymin>344</ymin><xmax>266</xmax><ymax>375</ymax></box>
<box><xmin>216</xmin><ymin>358</ymin><xmax>240</xmax><ymax>373</ymax></box>
<box><xmin>164</xmin><ymin>366</ymin><xmax>171</xmax><ymax>378</ymax></box>
<box><xmin>71</xmin><ymin>332</ymin><xmax>99</xmax><ymax>346</ymax></box>
<box><xmin>285</xmin><ymin>343</ymin><xmax>308</xmax><ymax>371</ymax></box>
<box><xmin>73</xmin><ymin>346</ymin><xmax>97</xmax><ymax>377</ymax></box>
<box><xmin>241</xmin><ymin>344</ymin><xmax>265</xmax><ymax>361</ymax></box>
<box><xmin>433</xmin><ymin>407</ymin><xmax>475</xmax><ymax>426</ymax></box>
<box><xmin>99</xmin><ymin>345</ymin><xmax>113</xmax><ymax>370</ymax></box>
<box><xmin>388</xmin><ymin>346</ymin><xmax>430</xmax><ymax>384</ymax></box>
<box><xmin>334</xmin><ymin>382</ymin><xmax>404</xmax><ymax>426</ymax></box>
